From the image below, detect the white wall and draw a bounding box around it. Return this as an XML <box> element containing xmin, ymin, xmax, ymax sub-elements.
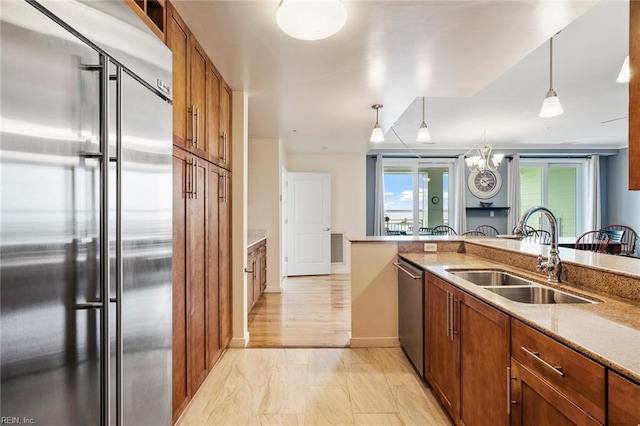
<box><xmin>286</xmin><ymin>154</ymin><xmax>367</xmax><ymax>273</ymax></box>
<box><xmin>248</xmin><ymin>138</ymin><xmax>282</xmax><ymax>291</ymax></box>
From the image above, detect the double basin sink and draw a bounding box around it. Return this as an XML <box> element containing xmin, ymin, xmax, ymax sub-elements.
<box><xmin>447</xmin><ymin>270</ymin><xmax>596</xmax><ymax>304</ymax></box>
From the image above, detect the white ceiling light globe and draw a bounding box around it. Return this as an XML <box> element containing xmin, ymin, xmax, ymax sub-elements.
<box><xmin>276</xmin><ymin>0</ymin><xmax>347</xmax><ymax>41</ymax></box>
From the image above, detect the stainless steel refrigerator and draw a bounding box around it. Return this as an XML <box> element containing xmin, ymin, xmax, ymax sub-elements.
<box><xmin>1</xmin><ymin>1</ymin><xmax>173</xmax><ymax>424</ymax></box>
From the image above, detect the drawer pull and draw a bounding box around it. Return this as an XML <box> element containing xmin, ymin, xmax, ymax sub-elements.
<box><xmin>521</xmin><ymin>346</ymin><xmax>565</xmax><ymax>377</ymax></box>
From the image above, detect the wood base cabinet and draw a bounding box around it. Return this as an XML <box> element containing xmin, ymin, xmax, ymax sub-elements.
<box><xmin>247</xmin><ymin>239</ymin><xmax>267</xmax><ymax>312</ymax></box>
<box><xmin>510</xmin><ymin>319</ymin><xmax>605</xmax><ymax>426</ymax></box>
<box><xmin>608</xmin><ymin>371</ymin><xmax>640</xmax><ymax>424</ymax></box>
<box><xmin>425</xmin><ymin>272</ymin><xmax>510</xmax><ymax>426</ymax></box>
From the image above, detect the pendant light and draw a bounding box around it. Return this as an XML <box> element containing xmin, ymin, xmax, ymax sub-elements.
<box><xmin>617</xmin><ymin>56</ymin><xmax>630</xmax><ymax>83</ymax></box>
<box><xmin>539</xmin><ymin>37</ymin><xmax>564</xmax><ymax>118</ymax></box>
<box><xmin>370</xmin><ymin>104</ymin><xmax>384</xmax><ymax>143</ymax></box>
<box><xmin>276</xmin><ymin>0</ymin><xmax>347</xmax><ymax>41</ymax></box>
<box><xmin>416</xmin><ymin>97</ymin><xmax>432</xmax><ymax>142</ymax></box>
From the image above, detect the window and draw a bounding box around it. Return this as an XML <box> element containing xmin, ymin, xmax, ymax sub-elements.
<box><xmin>520</xmin><ymin>160</ymin><xmax>584</xmax><ymax>240</ymax></box>
<box><xmin>383</xmin><ymin>160</ymin><xmax>451</xmax><ymax>235</ymax></box>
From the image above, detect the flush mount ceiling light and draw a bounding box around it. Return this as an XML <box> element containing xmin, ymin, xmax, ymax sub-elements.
<box><xmin>617</xmin><ymin>55</ymin><xmax>630</xmax><ymax>83</ymax></box>
<box><xmin>464</xmin><ymin>131</ymin><xmax>504</xmax><ymax>172</ymax></box>
<box><xmin>276</xmin><ymin>0</ymin><xmax>347</xmax><ymax>41</ymax></box>
<box><xmin>539</xmin><ymin>36</ymin><xmax>564</xmax><ymax>118</ymax></box>
<box><xmin>416</xmin><ymin>97</ymin><xmax>432</xmax><ymax>143</ymax></box>
<box><xmin>370</xmin><ymin>104</ymin><xmax>384</xmax><ymax>143</ymax></box>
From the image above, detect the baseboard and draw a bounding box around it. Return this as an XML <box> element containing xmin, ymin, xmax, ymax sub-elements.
<box><xmin>264</xmin><ymin>283</ymin><xmax>282</xmax><ymax>293</ymax></box>
<box><xmin>331</xmin><ymin>263</ymin><xmax>350</xmax><ymax>274</ymax></box>
<box><xmin>229</xmin><ymin>331</ymin><xmax>250</xmax><ymax>348</ymax></box>
<box><xmin>349</xmin><ymin>337</ymin><xmax>400</xmax><ymax>348</ymax></box>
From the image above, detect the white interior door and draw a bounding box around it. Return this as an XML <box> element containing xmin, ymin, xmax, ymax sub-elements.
<box><xmin>287</xmin><ymin>172</ymin><xmax>331</xmax><ymax>276</ymax></box>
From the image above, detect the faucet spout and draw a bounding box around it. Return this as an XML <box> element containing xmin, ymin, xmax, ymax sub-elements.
<box><xmin>515</xmin><ymin>206</ymin><xmax>562</xmax><ymax>283</ymax></box>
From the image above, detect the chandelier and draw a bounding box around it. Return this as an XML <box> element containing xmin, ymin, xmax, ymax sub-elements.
<box><xmin>464</xmin><ymin>133</ymin><xmax>503</xmax><ymax>172</ymax></box>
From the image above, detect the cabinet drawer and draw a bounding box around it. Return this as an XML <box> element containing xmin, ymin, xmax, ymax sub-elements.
<box><xmin>511</xmin><ymin>319</ymin><xmax>605</xmax><ymax>423</ymax></box>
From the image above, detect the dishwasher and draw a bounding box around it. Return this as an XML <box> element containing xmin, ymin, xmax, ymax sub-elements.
<box><xmin>395</xmin><ymin>258</ymin><xmax>425</xmax><ymax>376</ymax></box>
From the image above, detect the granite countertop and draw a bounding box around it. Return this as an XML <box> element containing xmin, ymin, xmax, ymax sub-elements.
<box><xmin>399</xmin><ymin>251</ymin><xmax>640</xmax><ymax>383</ymax></box>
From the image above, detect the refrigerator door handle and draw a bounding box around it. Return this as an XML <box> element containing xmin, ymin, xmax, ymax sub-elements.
<box><xmin>112</xmin><ymin>64</ymin><xmax>124</xmax><ymax>426</ymax></box>
<box><xmin>75</xmin><ymin>301</ymin><xmax>104</xmax><ymax>309</ymax></box>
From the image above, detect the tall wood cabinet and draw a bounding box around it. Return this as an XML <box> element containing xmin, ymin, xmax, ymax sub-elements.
<box><xmin>166</xmin><ymin>1</ymin><xmax>233</xmax><ymax>421</ymax></box>
<box><xmin>172</xmin><ymin>148</ymin><xmax>213</xmax><ymax>418</ymax></box>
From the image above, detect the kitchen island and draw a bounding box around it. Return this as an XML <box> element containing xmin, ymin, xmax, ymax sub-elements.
<box><xmin>349</xmin><ymin>236</ymin><xmax>640</xmax><ymax>423</ymax></box>
<box><xmin>349</xmin><ymin>236</ymin><xmax>640</xmax><ymax>377</ymax></box>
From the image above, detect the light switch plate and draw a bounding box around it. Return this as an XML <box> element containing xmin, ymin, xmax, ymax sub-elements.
<box><xmin>423</xmin><ymin>243</ymin><xmax>437</xmax><ymax>252</ymax></box>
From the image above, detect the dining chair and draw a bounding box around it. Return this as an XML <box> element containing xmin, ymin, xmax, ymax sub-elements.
<box><xmin>523</xmin><ymin>229</ymin><xmax>551</xmax><ymax>245</ymax></box>
<box><xmin>461</xmin><ymin>230</ymin><xmax>486</xmax><ymax>236</ymax></box>
<box><xmin>475</xmin><ymin>225</ymin><xmax>499</xmax><ymax>237</ymax></box>
<box><xmin>601</xmin><ymin>225</ymin><xmax>637</xmax><ymax>255</ymax></box>
<box><xmin>575</xmin><ymin>231</ymin><xmax>610</xmax><ymax>253</ymax></box>
<box><xmin>512</xmin><ymin>224</ymin><xmax>536</xmax><ymax>237</ymax></box>
<box><xmin>419</xmin><ymin>227</ymin><xmax>434</xmax><ymax>235</ymax></box>
<box><xmin>432</xmin><ymin>225</ymin><xmax>457</xmax><ymax>236</ymax></box>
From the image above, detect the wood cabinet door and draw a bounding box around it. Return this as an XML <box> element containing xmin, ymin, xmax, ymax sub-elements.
<box><xmin>630</xmin><ymin>0</ymin><xmax>640</xmax><ymax>190</ymax></box>
<box><xmin>608</xmin><ymin>371</ymin><xmax>640</xmax><ymax>425</ymax></box>
<box><xmin>189</xmin><ymin>37</ymin><xmax>207</xmax><ymax>156</ymax></box>
<box><xmin>246</xmin><ymin>253</ymin><xmax>256</xmax><ymax>311</ymax></box>
<box><xmin>188</xmin><ymin>158</ymin><xmax>208</xmax><ymax>394</ymax></box>
<box><xmin>206</xmin><ymin>63</ymin><xmax>221</xmax><ymax>164</ymax></box>
<box><xmin>510</xmin><ymin>359</ymin><xmax>602</xmax><ymax>426</ymax></box>
<box><xmin>218</xmin><ymin>170</ymin><xmax>232</xmax><ymax>348</ymax></box>
<box><xmin>425</xmin><ymin>275</ymin><xmax>460</xmax><ymax>420</ymax></box>
<box><xmin>459</xmin><ymin>293</ymin><xmax>510</xmax><ymax>426</ymax></box>
<box><xmin>253</xmin><ymin>247</ymin><xmax>263</xmax><ymax>304</ymax></box>
<box><xmin>206</xmin><ymin>164</ymin><xmax>221</xmax><ymax>368</ymax></box>
<box><xmin>171</xmin><ymin>149</ymin><xmax>190</xmax><ymax>421</ymax></box>
<box><xmin>166</xmin><ymin>3</ymin><xmax>189</xmax><ymax>149</ymax></box>
<box><xmin>220</xmin><ymin>82</ymin><xmax>232</xmax><ymax>170</ymax></box>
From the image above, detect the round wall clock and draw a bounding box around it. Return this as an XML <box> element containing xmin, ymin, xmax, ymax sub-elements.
<box><xmin>431</xmin><ymin>196</ymin><xmax>440</xmax><ymax>205</ymax></box>
<box><xmin>468</xmin><ymin>169</ymin><xmax>502</xmax><ymax>199</ymax></box>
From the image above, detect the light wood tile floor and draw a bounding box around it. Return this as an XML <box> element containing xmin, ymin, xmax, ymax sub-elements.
<box><xmin>177</xmin><ymin>347</ymin><xmax>452</xmax><ymax>426</ymax></box>
<box><xmin>248</xmin><ymin>275</ymin><xmax>351</xmax><ymax>347</ymax></box>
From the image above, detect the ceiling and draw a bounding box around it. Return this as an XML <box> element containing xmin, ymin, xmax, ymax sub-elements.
<box><xmin>172</xmin><ymin>0</ymin><xmax>629</xmax><ymax>156</ymax></box>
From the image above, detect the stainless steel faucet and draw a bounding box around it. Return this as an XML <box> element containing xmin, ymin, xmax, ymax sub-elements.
<box><xmin>514</xmin><ymin>206</ymin><xmax>562</xmax><ymax>283</ymax></box>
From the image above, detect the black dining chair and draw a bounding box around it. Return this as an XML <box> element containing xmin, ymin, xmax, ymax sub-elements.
<box><xmin>461</xmin><ymin>230</ymin><xmax>486</xmax><ymax>237</ymax></box>
<box><xmin>475</xmin><ymin>225</ymin><xmax>499</xmax><ymax>237</ymax></box>
<box><xmin>524</xmin><ymin>229</ymin><xmax>551</xmax><ymax>245</ymax></box>
<box><xmin>432</xmin><ymin>225</ymin><xmax>457</xmax><ymax>236</ymax></box>
<box><xmin>576</xmin><ymin>231</ymin><xmax>610</xmax><ymax>253</ymax></box>
<box><xmin>601</xmin><ymin>225</ymin><xmax>637</xmax><ymax>255</ymax></box>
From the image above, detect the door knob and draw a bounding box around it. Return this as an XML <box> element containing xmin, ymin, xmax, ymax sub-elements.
<box><xmin>323</xmin><ymin>227</ymin><xmax>331</xmax><ymax>231</ymax></box>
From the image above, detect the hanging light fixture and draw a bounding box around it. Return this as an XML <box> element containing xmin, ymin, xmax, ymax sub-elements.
<box><xmin>416</xmin><ymin>97</ymin><xmax>432</xmax><ymax>142</ymax></box>
<box><xmin>276</xmin><ymin>0</ymin><xmax>347</xmax><ymax>41</ymax></box>
<box><xmin>370</xmin><ymin>104</ymin><xmax>384</xmax><ymax>143</ymax></box>
<box><xmin>617</xmin><ymin>55</ymin><xmax>630</xmax><ymax>83</ymax></box>
<box><xmin>464</xmin><ymin>131</ymin><xmax>504</xmax><ymax>172</ymax></box>
<box><xmin>539</xmin><ymin>36</ymin><xmax>564</xmax><ymax>118</ymax></box>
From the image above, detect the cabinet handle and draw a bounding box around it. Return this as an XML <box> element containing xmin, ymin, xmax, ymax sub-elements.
<box><xmin>446</xmin><ymin>292</ymin><xmax>451</xmax><ymax>338</ymax></box>
<box><xmin>190</xmin><ymin>105</ymin><xmax>196</xmax><ymax>147</ymax></box>
<box><xmin>186</xmin><ymin>158</ymin><xmax>192</xmax><ymax>198</ymax></box>
<box><xmin>219</xmin><ymin>173</ymin><xmax>227</xmax><ymax>202</ymax></box>
<box><xmin>220</xmin><ymin>131</ymin><xmax>228</xmax><ymax>163</ymax></box>
<box><xmin>520</xmin><ymin>346</ymin><xmax>565</xmax><ymax>377</ymax></box>
<box><xmin>195</xmin><ymin>107</ymin><xmax>200</xmax><ymax>148</ymax></box>
<box><xmin>506</xmin><ymin>367</ymin><xmax>516</xmax><ymax>414</ymax></box>
<box><xmin>452</xmin><ymin>298</ymin><xmax>460</xmax><ymax>338</ymax></box>
<box><xmin>193</xmin><ymin>159</ymin><xmax>198</xmax><ymax>199</ymax></box>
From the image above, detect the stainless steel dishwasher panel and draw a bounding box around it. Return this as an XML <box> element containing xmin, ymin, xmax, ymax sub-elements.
<box><xmin>396</xmin><ymin>259</ymin><xmax>424</xmax><ymax>376</ymax></box>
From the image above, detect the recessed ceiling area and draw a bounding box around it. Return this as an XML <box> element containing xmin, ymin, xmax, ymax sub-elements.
<box><xmin>172</xmin><ymin>0</ymin><xmax>628</xmax><ymax>155</ymax></box>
